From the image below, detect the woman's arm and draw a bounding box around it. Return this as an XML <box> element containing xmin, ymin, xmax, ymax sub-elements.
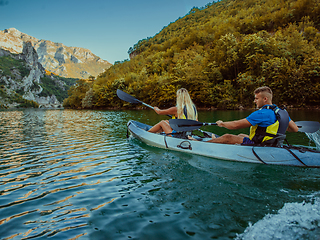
<box><xmin>154</xmin><ymin>106</ymin><xmax>177</xmax><ymax>116</ymax></box>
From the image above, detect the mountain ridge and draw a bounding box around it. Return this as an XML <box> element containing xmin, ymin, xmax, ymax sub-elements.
<box><xmin>0</xmin><ymin>28</ymin><xmax>112</xmax><ymax>79</ymax></box>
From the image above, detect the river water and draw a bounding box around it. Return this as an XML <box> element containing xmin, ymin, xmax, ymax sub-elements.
<box><xmin>0</xmin><ymin>109</ymin><xmax>320</xmax><ymax>240</ymax></box>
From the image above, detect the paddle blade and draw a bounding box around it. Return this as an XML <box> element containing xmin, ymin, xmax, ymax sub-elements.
<box><xmin>296</xmin><ymin>121</ymin><xmax>320</xmax><ymax>133</ymax></box>
<box><xmin>169</xmin><ymin>119</ymin><xmax>203</xmax><ymax>131</ymax></box>
<box><xmin>117</xmin><ymin>89</ymin><xmax>140</xmax><ymax>104</ymax></box>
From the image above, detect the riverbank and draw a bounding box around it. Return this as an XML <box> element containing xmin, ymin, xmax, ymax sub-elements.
<box><xmin>78</xmin><ymin>105</ymin><xmax>320</xmax><ymax>111</ymax></box>
<box><xmin>4</xmin><ymin>103</ymin><xmax>320</xmax><ymax>111</ymax></box>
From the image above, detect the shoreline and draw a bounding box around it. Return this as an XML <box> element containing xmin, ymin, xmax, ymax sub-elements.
<box><xmin>2</xmin><ymin>105</ymin><xmax>320</xmax><ymax>111</ymax></box>
<box><xmin>86</xmin><ymin>105</ymin><xmax>320</xmax><ymax>111</ymax></box>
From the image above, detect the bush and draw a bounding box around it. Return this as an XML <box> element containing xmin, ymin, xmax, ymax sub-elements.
<box><xmin>0</xmin><ymin>55</ymin><xmax>30</xmax><ymax>79</ymax></box>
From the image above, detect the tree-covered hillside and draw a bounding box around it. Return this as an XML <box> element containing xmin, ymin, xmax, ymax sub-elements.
<box><xmin>64</xmin><ymin>0</ymin><xmax>320</xmax><ymax>110</ymax></box>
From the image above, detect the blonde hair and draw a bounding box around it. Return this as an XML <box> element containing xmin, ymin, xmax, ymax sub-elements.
<box><xmin>176</xmin><ymin>88</ymin><xmax>197</xmax><ymax>120</ymax></box>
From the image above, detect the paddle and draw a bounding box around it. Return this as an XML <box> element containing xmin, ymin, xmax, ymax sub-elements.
<box><xmin>117</xmin><ymin>89</ymin><xmax>154</xmax><ymax>109</ymax></box>
<box><xmin>169</xmin><ymin>119</ymin><xmax>320</xmax><ymax>133</ymax></box>
<box><xmin>295</xmin><ymin>121</ymin><xmax>320</xmax><ymax>133</ymax></box>
<box><xmin>117</xmin><ymin>89</ymin><xmax>174</xmax><ymax>119</ymax></box>
<box><xmin>169</xmin><ymin>119</ymin><xmax>217</xmax><ymax>132</ymax></box>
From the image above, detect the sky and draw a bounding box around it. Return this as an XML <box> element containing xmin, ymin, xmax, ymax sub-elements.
<box><xmin>0</xmin><ymin>0</ymin><xmax>213</xmax><ymax>64</ymax></box>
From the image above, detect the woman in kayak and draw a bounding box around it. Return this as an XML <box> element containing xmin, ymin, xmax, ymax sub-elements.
<box><xmin>148</xmin><ymin>88</ymin><xmax>197</xmax><ymax>135</ymax></box>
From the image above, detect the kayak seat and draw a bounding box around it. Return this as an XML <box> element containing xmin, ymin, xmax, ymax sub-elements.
<box><xmin>158</xmin><ymin>131</ymin><xmax>192</xmax><ymax>139</ymax></box>
<box><xmin>262</xmin><ymin>133</ymin><xmax>287</xmax><ymax>147</ymax></box>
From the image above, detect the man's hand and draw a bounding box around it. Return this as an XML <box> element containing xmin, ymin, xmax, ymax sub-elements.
<box><xmin>216</xmin><ymin>120</ymin><xmax>224</xmax><ymax>127</ymax></box>
<box><xmin>216</xmin><ymin>119</ymin><xmax>251</xmax><ymax>130</ymax></box>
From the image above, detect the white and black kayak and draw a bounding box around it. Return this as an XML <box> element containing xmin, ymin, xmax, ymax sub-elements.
<box><xmin>117</xmin><ymin>89</ymin><xmax>320</xmax><ymax>167</ymax></box>
<box><xmin>127</xmin><ymin>120</ymin><xmax>320</xmax><ymax>168</ymax></box>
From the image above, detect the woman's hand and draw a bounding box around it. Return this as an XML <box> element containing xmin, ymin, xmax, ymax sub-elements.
<box><xmin>154</xmin><ymin>107</ymin><xmax>160</xmax><ymax>114</ymax></box>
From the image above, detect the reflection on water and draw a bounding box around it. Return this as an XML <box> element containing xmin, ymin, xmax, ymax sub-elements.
<box><xmin>0</xmin><ymin>109</ymin><xmax>319</xmax><ymax>239</ymax></box>
<box><xmin>0</xmin><ymin>109</ymin><xmax>134</xmax><ymax>239</ymax></box>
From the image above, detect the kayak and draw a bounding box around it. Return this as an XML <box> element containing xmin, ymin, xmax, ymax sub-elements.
<box><xmin>127</xmin><ymin>120</ymin><xmax>320</xmax><ymax>168</ymax></box>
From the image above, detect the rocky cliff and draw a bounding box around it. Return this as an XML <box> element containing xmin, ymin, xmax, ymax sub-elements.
<box><xmin>0</xmin><ymin>28</ymin><xmax>112</xmax><ymax>79</ymax></box>
<box><xmin>0</xmin><ymin>42</ymin><xmax>77</xmax><ymax>108</ymax></box>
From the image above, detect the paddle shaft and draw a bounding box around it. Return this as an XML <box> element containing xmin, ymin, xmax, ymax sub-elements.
<box><xmin>182</xmin><ymin>122</ymin><xmax>316</xmax><ymax>132</ymax></box>
<box><xmin>170</xmin><ymin>119</ymin><xmax>319</xmax><ymax>133</ymax></box>
<box><xmin>140</xmin><ymin>101</ymin><xmax>154</xmax><ymax>109</ymax></box>
<box><xmin>207</xmin><ymin>122</ymin><xmax>217</xmax><ymax>126</ymax></box>
<box><xmin>142</xmin><ymin>102</ymin><xmax>172</xmax><ymax>118</ymax></box>
<box><xmin>175</xmin><ymin>122</ymin><xmax>217</xmax><ymax>127</ymax></box>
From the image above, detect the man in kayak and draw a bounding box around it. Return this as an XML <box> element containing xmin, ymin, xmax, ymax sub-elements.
<box><xmin>203</xmin><ymin>86</ymin><xmax>299</xmax><ymax>145</ymax></box>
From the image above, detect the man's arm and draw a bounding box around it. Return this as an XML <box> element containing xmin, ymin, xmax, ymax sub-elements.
<box><xmin>216</xmin><ymin>118</ymin><xmax>252</xmax><ymax>130</ymax></box>
<box><xmin>287</xmin><ymin>120</ymin><xmax>299</xmax><ymax>132</ymax></box>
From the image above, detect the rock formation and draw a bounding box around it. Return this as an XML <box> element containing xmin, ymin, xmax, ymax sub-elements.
<box><xmin>0</xmin><ymin>43</ymin><xmax>76</xmax><ymax>108</ymax></box>
<box><xmin>0</xmin><ymin>28</ymin><xmax>112</xmax><ymax>79</ymax></box>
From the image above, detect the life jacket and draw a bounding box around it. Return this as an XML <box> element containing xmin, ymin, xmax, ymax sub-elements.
<box><xmin>170</xmin><ymin>105</ymin><xmax>197</xmax><ymax>139</ymax></box>
<box><xmin>249</xmin><ymin>105</ymin><xmax>289</xmax><ymax>146</ymax></box>
<box><xmin>172</xmin><ymin>105</ymin><xmax>197</xmax><ymax>120</ymax></box>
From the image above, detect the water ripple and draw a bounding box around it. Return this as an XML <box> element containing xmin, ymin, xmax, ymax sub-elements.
<box><xmin>0</xmin><ymin>109</ymin><xmax>135</xmax><ymax>239</ymax></box>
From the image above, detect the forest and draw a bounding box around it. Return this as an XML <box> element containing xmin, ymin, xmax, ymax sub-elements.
<box><xmin>63</xmin><ymin>0</ymin><xmax>320</xmax><ymax>110</ymax></box>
